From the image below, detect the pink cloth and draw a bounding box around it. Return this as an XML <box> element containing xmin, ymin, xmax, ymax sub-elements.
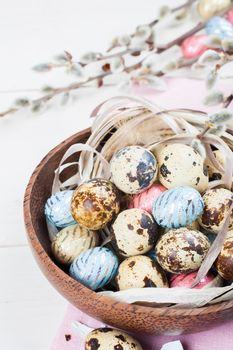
<box><xmin>50</xmin><ymin>78</ymin><xmax>233</xmax><ymax>350</ymax></box>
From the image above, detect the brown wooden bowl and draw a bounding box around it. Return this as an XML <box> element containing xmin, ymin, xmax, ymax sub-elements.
<box><xmin>24</xmin><ymin>128</ymin><xmax>233</xmax><ymax>335</ymax></box>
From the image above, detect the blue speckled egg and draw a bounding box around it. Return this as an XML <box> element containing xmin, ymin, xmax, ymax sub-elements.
<box><xmin>69</xmin><ymin>247</ymin><xmax>119</xmax><ymax>290</ymax></box>
<box><xmin>206</xmin><ymin>16</ymin><xmax>233</xmax><ymax>38</ymax></box>
<box><xmin>152</xmin><ymin>186</ymin><xmax>204</xmax><ymax>229</ymax></box>
<box><xmin>44</xmin><ymin>190</ymin><xmax>76</xmax><ymax>228</ymax></box>
<box><xmin>110</xmin><ymin>146</ymin><xmax>158</xmax><ymax>194</ymax></box>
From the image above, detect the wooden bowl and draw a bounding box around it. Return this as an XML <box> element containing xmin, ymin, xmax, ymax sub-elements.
<box><xmin>24</xmin><ymin>128</ymin><xmax>233</xmax><ymax>335</ymax></box>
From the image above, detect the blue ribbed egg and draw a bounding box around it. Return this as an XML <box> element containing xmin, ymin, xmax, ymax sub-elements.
<box><xmin>44</xmin><ymin>190</ymin><xmax>76</xmax><ymax>228</ymax></box>
<box><xmin>206</xmin><ymin>16</ymin><xmax>233</xmax><ymax>38</ymax></box>
<box><xmin>152</xmin><ymin>186</ymin><xmax>204</xmax><ymax>229</ymax></box>
<box><xmin>69</xmin><ymin>247</ymin><xmax>119</xmax><ymax>290</ymax></box>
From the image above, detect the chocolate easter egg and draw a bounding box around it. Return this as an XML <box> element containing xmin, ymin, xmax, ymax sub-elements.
<box><xmin>152</xmin><ymin>186</ymin><xmax>204</xmax><ymax>229</ymax></box>
<box><xmin>170</xmin><ymin>271</ymin><xmax>223</xmax><ymax>288</ymax></box>
<box><xmin>111</xmin><ymin>208</ymin><xmax>158</xmax><ymax>257</ymax></box>
<box><xmin>199</xmin><ymin>188</ymin><xmax>233</xmax><ymax>233</ymax></box>
<box><xmin>110</xmin><ymin>146</ymin><xmax>158</xmax><ymax>194</ymax></box>
<box><xmin>181</xmin><ymin>35</ymin><xmax>209</xmax><ymax>59</ymax></box>
<box><xmin>69</xmin><ymin>247</ymin><xmax>119</xmax><ymax>290</ymax></box>
<box><xmin>44</xmin><ymin>190</ymin><xmax>76</xmax><ymax>228</ymax></box>
<box><xmin>206</xmin><ymin>16</ymin><xmax>233</xmax><ymax>38</ymax></box>
<box><xmin>215</xmin><ymin>230</ymin><xmax>233</xmax><ymax>281</ymax></box>
<box><xmin>116</xmin><ymin>255</ymin><xmax>168</xmax><ymax>290</ymax></box>
<box><xmin>205</xmin><ymin>150</ymin><xmax>225</xmax><ymax>181</ymax></box>
<box><xmin>51</xmin><ymin>224</ymin><xmax>98</xmax><ymax>265</ymax></box>
<box><xmin>156</xmin><ymin>228</ymin><xmax>210</xmax><ymax>274</ymax></box>
<box><xmin>71</xmin><ymin>179</ymin><xmax>120</xmax><ymax>230</ymax></box>
<box><xmin>128</xmin><ymin>183</ymin><xmax>166</xmax><ymax>214</ymax></box>
<box><xmin>197</xmin><ymin>0</ymin><xmax>231</xmax><ymax>20</ymax></box>
<box><xmin>156</xmin><ymin>144</ymin><xmax>208</xmax><ymax>192</ymax></box>
<box><xmin>85</xmin><ymin>328</ymin><xmax>143</xmax><ymax>350</ymax></box>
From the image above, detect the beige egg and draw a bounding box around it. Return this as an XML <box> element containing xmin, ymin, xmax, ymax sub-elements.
<box><xmin>156</xmin><ymin>144</ymin><xmax>208</xmax><ymax>193</ymax></box>
<box><xmin>197</xmin><ymin>0</ymin><xmax>231</xmax><ymax>20</ymax></box>
<box><xmin>71</xmin><ymin>179</ymin><xmax>120</xmax><ymax>230</ymax></box>
<box><xmin>111</xmin><ymin>208</ymin><xmax>158</xmax><ymax>257</ymax></box>
<box><xmin>199</xmin><ymin>188</ymin><xmax>233</xmax><ymax>234</ymax></box>
<box><xmin>85</xmin><ymin>328</ymin><xmax>143</xmax><ymax>350</ymax></box>
<box><xmin>116</xmin><ymin>255</ymin><xmax>168</xmax><ymax>290</ymax></box>
<box><xmin>205</xmin><ymin>150</ymin><xmax>225</xmax><ymax>181</ymax></box>
<box><xmin>110</xmin><ymin>146</ymin><xmax>158</xmax><ymax>194</ymax></box>
<box><xmin>51</xmin><ymin>224</ymin><xmax>98</xmax><ymax>264</ymax></box>
<box><xmin>156</xmin><ymin>228</ymin><xmax>210</xmax><ymax>274</ymax></box>
<box><xmin>163</xmin><ymin>220</ymin><xmax>200</xmax><ymax>234</ymax></box>
<box><xmin>215</xmin><ymin>230</ymin><xmax>233</xmax><ymax>281</ymax></box>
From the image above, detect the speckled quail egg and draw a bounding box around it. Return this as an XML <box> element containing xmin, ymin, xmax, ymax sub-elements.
<box><xmin>71</xmin><ymin>178</ymin><xmax>120</xmax><ymax>230</ymax></box>
<box><xmin>110</xmin><ymin>146</ymin><xmax>158</xmax><ymax>194</ymax></box>
<box><xmin>111</xmin><ymin>208</ymin><xmax>158</xmax><ymax>257</ymax></box>
<box><xmin>156</xmin><ymin>144</ymin><xmax>208</xmax><ymax>192</ymax></box>
<box><xmin>51</xmin><ymin>224</ymin><xmax>99</xmax><ymax>265</ymax></box>
<box><xmin>215</xmin><ymin>230</ymin><xmax>233</xmax><ymax>281</ymax></box>
<box><xmin>85</xmin><ymin>328</ymin><xmax>143</xmax><ymax>350</ymax></box>
<box><xmin>155</xmin><ymin>228</ymin><xmax>210</xmax><ymax>274</ymax></box>
<box><xmin>205</xmin><ymin>150</ymin><xmax>225</xmax><ymax>181</ymax></box>
<box><xmin>199</xmin><ymin>188</ymin><xmax>233</xmax><ymax>234</ymax></box>
<box><xmin>116</xmin><ymin>255</ymin><xmax>168</xmax><ymax>290</ymax></box>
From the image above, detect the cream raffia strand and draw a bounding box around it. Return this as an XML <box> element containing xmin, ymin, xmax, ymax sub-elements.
<box><xmin>50</xmin><ymin>95</ymin><xmax>233</xmax><ymax>307</ymax></box>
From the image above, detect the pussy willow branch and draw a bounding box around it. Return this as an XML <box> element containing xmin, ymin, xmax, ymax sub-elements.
<box><xmin>1</xmin><ymin>1</ymin><xmax>233</xmax><ymax>118</ymax></box>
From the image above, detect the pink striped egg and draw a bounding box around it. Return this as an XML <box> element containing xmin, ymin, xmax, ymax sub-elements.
<box><xmin>226</xmin><ymin>9</ymin><xmax>233</xmax><ymax>25</ymax></box>
<box><xmin>181</xmin><ymin>34</ymin><xmax>209</xmax><ymax>59</ymax></box>
<box><xmin>128</xmin><ymin>183</ymin><xmax>166</xmax><ymax>214</ymax></box>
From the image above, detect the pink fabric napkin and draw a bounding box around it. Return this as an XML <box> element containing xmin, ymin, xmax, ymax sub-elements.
<box><xmin>50</xmin><ymin>77</ymin><xmax>233</xmax><ymax>350</ymax></box>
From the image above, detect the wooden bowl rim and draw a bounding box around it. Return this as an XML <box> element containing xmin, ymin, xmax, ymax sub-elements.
<box><xmin>23</xmin><ymin>127</ymin><xmax>233</xmax><ymax>319</ymax></box>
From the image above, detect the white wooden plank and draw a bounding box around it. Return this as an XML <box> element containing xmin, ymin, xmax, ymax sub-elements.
<box><xmin>0</xmin><ymin>246</ymin><xmax>67</xmax><ymax>350</ymax></box>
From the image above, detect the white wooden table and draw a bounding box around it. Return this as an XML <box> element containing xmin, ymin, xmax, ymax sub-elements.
<box><xmin>0</xmin><ymin>0</ymin><xmax>184</xmax><ymax>348</ymax></box>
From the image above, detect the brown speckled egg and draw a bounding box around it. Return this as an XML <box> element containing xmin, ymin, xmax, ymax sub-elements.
<box><xmin>215</xmin><ymin>230</ymin><xmax>233</xmax><ymax>281</ymax></box>
<box><xmin>111</xmin><ymin>208</ymin><xmax>158</xmax><ymax>257</ymax></box>
<box><xmin>205</xmin><ymin>150</ymin><xmax>225</xmax><ymax>181</ymax></box>
<box><xmin>85</xmin><ymin>328</ymin><xmax>143</xmax><ymax>350</ymax></box>
<box><xmin>199</xmin><ymin>188</ymin><xmax>233</xmax><ymax>234</ymax></box>
<box><xmin>156</xmin><ymin>228</ymin><xmax>210</xmax><ymax>274</ymax></box>
<box><xmin>116</xmin><ymin>255</ymin><xmax>168</xmax><ymax>290</ymax></box>
<box><xmin>51</xmin><ymin>224</ymin><xmax>99</xmax><ymax>265</ymax></box>
<box><xmin>156</xmin><ymin>144</ymin><xmax>208</xmax><ymax>192</ymax></box>
<box><xmin>110</xmin><ymin>146</ymin><xmax>158</xmax><ymax>194</ymax></box>
<box><xmin>71</xmin><ymin>179</ymin><xmax>120</xmax><ymax>230</ymax></box>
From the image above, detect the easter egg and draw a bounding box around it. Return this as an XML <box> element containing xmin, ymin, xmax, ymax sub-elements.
<box><xmin>156</xmin><ymin>228</ymin><xmax>210</xmax><ymax>274</ymax></box>
<box><xmin>110</xmin><ymin>146</ymin><xmax>158</xmax><ymax>194</ymax></box>
<box><xmin>199</xmin><ymin>188</ymin><xmax>233</xmax><ymax>234</ymax></box>
<box><xmin>111</xmin><ymin>208</ymin><xmax>158</xmax><ymax>257</ymax></box>
<box><xmin>69</xmin><ymin>247</ymin><xmax>118</xmax><ymax>290</ymax></box>
<box><xmin>152</xmin><ymin>186</ymin><xmax>204</xmax><ymax>229</ymax></box>
<box><xmin>128</xmin><ymin>183</ymin><xmax>166</xmax><ymax>214</ymax></box>
<box><xmin>215</xmin><ymin>230</ymin><xmax>233</xmax><ymax>281</ymax></box>
<box><xmin>71</xmin><ymin>179</ymin><xmax>120</xmax><ymax>230</ymax></box>
<box><xmin>226</xmin><ymin>9</ymin><xmax>233</xmax><ymax>24</ymax></box>
<box><xmin>205</xmin><ymin>150</ymin><xmax>225</xmax><ymax>181</ymax></box>
<box><xmin>170</xmin><ymin>271</ymin><xmax>223</xmax><ymax>288</ymax></box>
<box><xmin>51</xmin><ymin>224</ymin><xmax>99</xmax><ymax>265</ymax></box>
<box><xmin>181</xmin><ymin>35</ymin><xmax>209</xmax><ymax>59</ymax></box>
<box><xmin>197</xmin><ymin>0</ymin><xmax>231</xmax><ymax>20</ymax></box>
<box><xmin>206</xmin><ymin>16</ymin><xmax>233</xmax><ymax>38</ymax></box>
<box><xmin>156</xmin><ymin>144</ymin><xmax>208</xmax><ymax>192</ymax></box>
<box><xmin>44</xmin><ymin>190</ymin><xmax>76</xmax><ymax>228</ymax></box>
<box><xmin>85</xmin><ymin>328</ymin><xmax>143</xmax><ymax>350</ymax></box>
<box><xmin>116</xmin><ymin>255</ymin><xmax>168</xmax><ymax>290</ymax></box>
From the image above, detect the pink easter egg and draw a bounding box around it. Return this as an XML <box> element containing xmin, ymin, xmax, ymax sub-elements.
<box><xmin>181</xmin><ymin>34</ymin><xmax>209</xmax><ymax>59</ymax></box>
<box><xmin>170</xmin><ymin>271</ymin><xmax>222</xmax><ymax>289</ymax></box>
<box><xmin>226</xmin><ymin>9</ymin><xmax>233</xmax><ymax>24</ymax></box>
<box><xmin>128</xmin><ymin>183</ymin><xmax>166</xmax><ymax>214</ymax></box>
